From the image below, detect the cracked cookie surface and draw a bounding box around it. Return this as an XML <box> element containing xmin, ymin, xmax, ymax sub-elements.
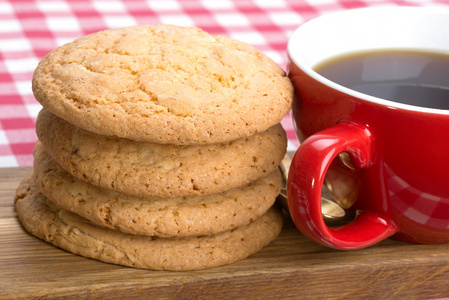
<box><xmin>32</xmin><ymin>24</ymin><xmax>293</xmax><ymax>145</ymax></box>
<box><xmin>36</xmin><ymin>109</ymin><xmax>287</xmax><ymax>198</ymax></box>
<box><xmin>15</xmin><ymin>170</ymin><xmax>283</xmax><ymax>271</ymax></box>
<box><xmin>33</xmin><ymin>142</ymin><xmax>282</xmax><ymax>237</ymax></box>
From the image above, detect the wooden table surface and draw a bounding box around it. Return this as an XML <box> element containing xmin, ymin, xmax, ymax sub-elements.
<box><xmin>1</xmin><ymin>167</ymin><xmax>449</xmax><ymax>299</ymax></box>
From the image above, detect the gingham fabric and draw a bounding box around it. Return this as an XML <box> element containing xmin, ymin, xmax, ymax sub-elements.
<box><xmin>1</xmin><ymin>0</ymin><xmax>448</xmax><ymax>167</ymax></box>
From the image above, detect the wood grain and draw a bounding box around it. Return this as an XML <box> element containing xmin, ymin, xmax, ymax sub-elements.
<box><xmin>1</xmin><ymin>167</ymin><xmax>449</xmax><ymax>299</ymax></box>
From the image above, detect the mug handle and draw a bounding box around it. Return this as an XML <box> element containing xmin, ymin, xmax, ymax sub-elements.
<box><xmin>287</xmin><ymin>121</ymin><xmax>398</xmax><ymax>249</ymax></box>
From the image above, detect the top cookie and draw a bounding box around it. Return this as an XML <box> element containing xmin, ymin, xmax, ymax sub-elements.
<box><xmin>32</xmin><ymin>24</ymin><xmax>293</xmax><ymax>145</ymax></box>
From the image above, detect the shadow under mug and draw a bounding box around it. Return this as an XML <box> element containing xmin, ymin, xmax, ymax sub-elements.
<box><xmin>287</xmin><ymin>7</ymin><xmax>449</xmax><ymax>249</ymax></box>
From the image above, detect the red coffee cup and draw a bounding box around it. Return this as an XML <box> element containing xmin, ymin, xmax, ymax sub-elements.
<box><xmin>287</xmin><ymin>7</ymin><xmax>449</xmax><ymax>249</ymax></box>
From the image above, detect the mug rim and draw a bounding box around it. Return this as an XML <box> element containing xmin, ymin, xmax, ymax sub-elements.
<box><xmin>288</xmin><ymin>6</ymin><xmax>449</xmax><ymax>115</ymax></box>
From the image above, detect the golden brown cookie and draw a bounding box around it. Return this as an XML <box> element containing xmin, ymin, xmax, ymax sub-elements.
<box><xmin>33</xmin><ymin>142</ymin><xmax>282</xmax><ymax>237</ymax></box>
<box><xmin>36</xmin><ymin>109</ymin><xmax>287</xmax><ymax>198</ymax></box>
<box><xmin>15</xmin><ymin>171</ymin><xmax>283</xmax><ymax>271</ymax></box>
<box><xmin>32</xmin><ymin>25</ymin><xmax>293</xmax><ymax>145</ymax></box>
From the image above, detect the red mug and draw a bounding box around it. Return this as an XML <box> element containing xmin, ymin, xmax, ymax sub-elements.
<box><xmin>287</xmin><ymin>7</ymin><xmax>449</xmax><ymax>249</ymax></box>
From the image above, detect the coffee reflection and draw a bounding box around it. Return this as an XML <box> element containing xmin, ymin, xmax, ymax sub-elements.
<box><xmin>314</xmin><ymin>49</ymin><xmax>449</xmax><ymax>110</ymax></box>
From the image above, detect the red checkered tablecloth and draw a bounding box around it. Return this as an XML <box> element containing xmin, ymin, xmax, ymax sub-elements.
<box><xmin>1</xmin><ymin>0</ymin><xmax>448</xmax><ymax>167</ymax></box>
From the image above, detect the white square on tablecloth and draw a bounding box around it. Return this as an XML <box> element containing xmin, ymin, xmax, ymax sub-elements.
<box><xmin>230</xmin><ymin>32</ymin><xmax>266</xmax><ymax>46</ymax></box>
<box><xmin>93</xmin><ymin>0</ymin><xmax>127</xmax><ymax>13</ymax></box>
<box><xmin>14</xmin><ymin>81</ymin><xmax>33</xmax><ymax>96</ymax></box>
<box><xmin>214</xmin><ymin>13</ymin><xmax>250</xmax><ymax>27</ymax></box>
<box><xmin>0</xmin><ymin>131</ymin><xmax>9</xmax><ymax>145</ymax></box>
<box><xmin>0</xmin><ymin>155</ymin><xmax>18</xmax><ymax>168</ymax></box>
<box><xmin>263</xmin><ymin>50</ymin><xmax>284</xmax><ymax>66</ymax></box>
<box><xmin>0</xmin><ymin>19</ymin><xmax>22</xmax><ymax>33</ymax></box>
<box><xmin>46</xmin><ymin>17</ymin><xmax>81</xmax><ymax>32</ymax></box>
<box><xmin>305</xmin><ymin>0</ymin><xmax>338</xmax><ymax>5</ymax></box>
<box><xmin>37</xmin><ymin>1</ymin><xmax>71</xmax><ymax>13</ymax></box>
<box><xmin>0</xmin><ymin>38</ymin><xmax>32</xmax><ymax>52</ymax></box>
<box><xmin>200</xmin><ymin>0</ymin><xmax>234</xmax><ymax>10</ymax></box>
<box><xmin>0</xmin><ymin>2</ymin><xmax>14</xmax><ymax>14</ymax></box>
<box><xmin>26</xmin><ymin>104</ymin><xmax>43</xmax><ymax>119</ymax></box>
<box><xmin>103</xmin><ymin>16</ymin><xmax>138</xmax><ymax>29</ymax></box>
<box><xmin>5</xmin><ymin>57</ymin><xmax>38</xmax><ymax>74</ymax></box>
<box><xmin>147</xmin><ymin>0</ymin><xmax>181</xmax><ymax>11</ymax></box>
<box><xmin>159</xmin><ymin>15</ymin><xmax>195</xmax><ymax>27</ymax></box>
<box><xmin>268</xmin><ymin>11</ymin><xmax>303</xmax><ymax>26</ymax></box>
<box><xmin>254</xmin><ymin>0</ymin><xmax>287</xmax><ymax>8</ymax></box>
<box><xmin>4</xmin><ymin>57</ymin><xmax>39</xmax><ymax>73</ymax></box>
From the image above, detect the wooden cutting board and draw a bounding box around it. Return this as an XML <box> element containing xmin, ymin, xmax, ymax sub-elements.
<box><xmin>2</xmin><ymin>167</ymin><xmax>449</xmax><ymax>299</ymax></box>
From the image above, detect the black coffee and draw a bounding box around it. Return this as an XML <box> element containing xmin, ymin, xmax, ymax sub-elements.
<box><xmin>313</xmin><ymin>49</ymin><xmax>449</xmax><ymax>110</ymax></box>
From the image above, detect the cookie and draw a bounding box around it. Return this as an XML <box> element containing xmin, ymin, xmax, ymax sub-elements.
<box><xmin>32</xmin><ymin>24</ymin><xmax>293</xmax><ymax>145</ymax></box>
<box><xmin>15</xmin><ymin>171</ymin><xmax>283</xmax><ymax>271</ymax></box>
<box><xmin>36</xmin><ymin>109</ymin><xmax>287</xmax><ymax>198</ymax></box>
<box><xmin>33</xmin><ymin>142</ymin><xmax>282</xmax><ymax>237</ymax></box>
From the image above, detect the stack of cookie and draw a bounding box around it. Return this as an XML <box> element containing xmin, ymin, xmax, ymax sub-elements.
<box><xmin>15</xmin><ymin>25</ymin><xmax>293</xmax><ymax>271</ymax></box>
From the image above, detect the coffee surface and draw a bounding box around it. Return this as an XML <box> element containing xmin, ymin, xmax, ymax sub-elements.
<box><xmin>314</xmin><ymin>49</ymin><xmax>449</xmax><ymax>110</ymax></box>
